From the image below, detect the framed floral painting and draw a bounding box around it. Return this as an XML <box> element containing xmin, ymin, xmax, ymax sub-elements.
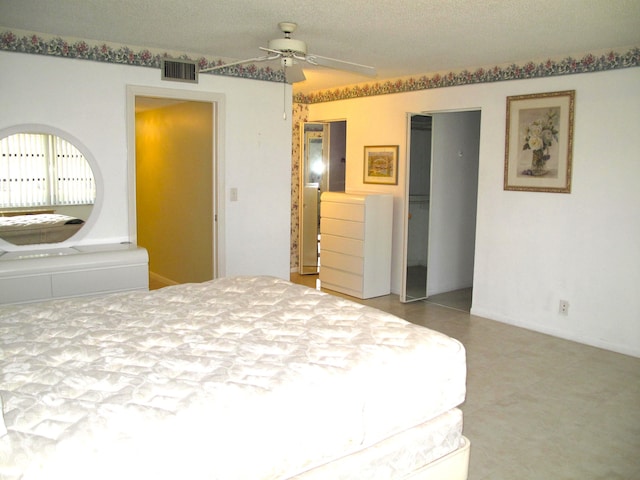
<box><xmin>363</xmin><ymin>145</ymin><xmax>399</xmax><ymax>185</ymax></box>
<box><xmin>504</xmin><ymin>90</ymin><xmax>575</xmax><ymax>193</ymax></box>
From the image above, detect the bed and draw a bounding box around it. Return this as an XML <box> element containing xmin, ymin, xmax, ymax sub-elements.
<box><xmin>0</xmin><ymin>214</ymin><xmax>84</xmax><ymax>245</ymax></box>
<box><xmin>0</xmin><ymin>275</ymin><xmax>469</xmax><ymax>479</ymax></box>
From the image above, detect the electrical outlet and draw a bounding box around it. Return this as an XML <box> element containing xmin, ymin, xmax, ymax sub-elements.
<box><xmin>559</xmin><ymin>300</ymin><xmax>569</xmax><ymax>315</ymax></box>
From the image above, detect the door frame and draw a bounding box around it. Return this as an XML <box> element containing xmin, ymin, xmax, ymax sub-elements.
<box><xmin>401</xmin><ymin>108</ymin><xmax>481</xmax><ymax>303</ymax></box>
<box><xmin>125</xmin><ymin>85</ymin><xmax>224</xmax><ymax>278</ymax></box>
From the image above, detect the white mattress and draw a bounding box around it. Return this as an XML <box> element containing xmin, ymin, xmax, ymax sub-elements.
<box><xmin>294</xmin><ymin>408</ymin><xmax>464</xmax><ymax>479</ymax></box>
<box><xmin>0</xmin><ymin>276</ymin><xmax>466</xmax><ymax>479</ymax></box>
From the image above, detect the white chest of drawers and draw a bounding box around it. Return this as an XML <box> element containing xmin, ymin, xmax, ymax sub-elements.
<box><xmin>319</xmin><ymin>192</ymin><xmax>393</xmax><ymax>299</ymax></box>
<box><xmin>0</xmin><ymin>243</ymin><xmax>149</xmax><ymax>305</ymax></box>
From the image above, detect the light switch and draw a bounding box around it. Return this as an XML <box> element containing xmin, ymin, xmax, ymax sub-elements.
<box><xmin>230</xmin><ymin>187</ymin><xmax>238</xmax><ymax>201</ymax></box>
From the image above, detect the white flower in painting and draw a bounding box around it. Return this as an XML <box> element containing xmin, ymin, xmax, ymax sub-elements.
<box><xmin>542</xmin><ymin>129</ymin><xmax>554</xmax><ymax>146</ymax></box>
<box><xmin>523</xmin><ymin>109</ymin><xmax>559</xmax><ymax>153</ymax></box>
<box><xmin>528</xmin><ymin>135</ymin><xmax>543</xmax><ymax>151</ymax></box>
<box><xmin>528</xmin><ymin>123</ymin><xmax>542</xmax><ymax>137</ymax></box>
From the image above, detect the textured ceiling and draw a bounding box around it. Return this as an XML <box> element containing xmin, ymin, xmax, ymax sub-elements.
<box><xmin>1</xmin><ymin>0</ymin><xmax>639</xmax><ymax>94</ymax></box>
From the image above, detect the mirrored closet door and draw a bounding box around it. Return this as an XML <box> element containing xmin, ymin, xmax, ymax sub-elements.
<box><xmin>299</xmin><ymin>121</ymin><xmax>346</xmax><ymax>275</ymax></box>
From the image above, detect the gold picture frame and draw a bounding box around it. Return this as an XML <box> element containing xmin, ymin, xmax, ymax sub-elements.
<box><xmin>363</xmin><ymin>145</ymin><xmax>399</xmax><ymax>185</ymax></box>
<box><xmin>504</xmin><ymin>90</ymin><xmax>575</xmax><ymax>193</ymax></box>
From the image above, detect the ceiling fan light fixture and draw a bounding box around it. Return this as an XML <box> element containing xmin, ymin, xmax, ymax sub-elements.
<box><xmin>201</xmin><ymin>21</ymin><xmax>375</xmax><ymax>82</ymax></box>
<box><xmin>268</xmin><ymin>38</ymin><xmax>307</xmax><ymax>55</ymax></box>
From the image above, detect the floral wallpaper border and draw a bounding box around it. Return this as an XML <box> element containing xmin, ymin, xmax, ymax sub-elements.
<box><xmin>294</xmin><ymin>47</ymin><xmax>639</xmax><ymax>104</ymax></box>
<box><xmin>0</xmin><ymin>30</ymin><xmax>285</xmax><ymax>83</ymax></box>
<box><xmin>1</xmin><ymin>30</ymin><xmax>637</xmax><ymax>105</ymax></box>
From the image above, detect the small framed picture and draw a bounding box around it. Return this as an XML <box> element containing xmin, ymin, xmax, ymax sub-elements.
<box><xmin>363</xmin><ymin>145</ymin><xmax>399</xmax><ymax>185</ymax></box>
<box><xmin>504</xmin><ymin>90</ymin><xmax>575</xmax><ymax>193</ymax></box>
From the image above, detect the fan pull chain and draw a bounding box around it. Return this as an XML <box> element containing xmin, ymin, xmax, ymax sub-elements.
<box><xmin>283</xmin><ymin>81</ymin><xmax>287</xmax><ymax>120</ymax></box>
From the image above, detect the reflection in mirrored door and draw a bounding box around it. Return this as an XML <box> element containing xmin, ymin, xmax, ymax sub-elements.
<box><xmin>402</xmin><ymin>115</ymin><xmax>432</xmax><ymax>302</ymax></box>
<box><xmin>299</xmin><ymin>121</ymin><xmax>346</xmax><ymax>275</ymax></box>
<box><xmin>300</xmin><ymin>124</ymin><xmax>324</xmax><ymax>274</ymax></box>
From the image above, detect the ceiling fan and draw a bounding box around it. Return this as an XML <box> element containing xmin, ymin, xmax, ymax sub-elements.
<box><xmin>200</xmin><ymin>22</ymin><xmax>377</xmax><ymax>84</ymax></box>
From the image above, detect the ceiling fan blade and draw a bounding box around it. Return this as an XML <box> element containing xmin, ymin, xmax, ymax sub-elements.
<box><xmin>258</xmin><ymin>46</ymin><xmax>284</xmax><ymax>56</ymax></box>
<box><xmin>285</xmin><ymin>64</ymin><xmax>306</xmax><ymax>84</ymax></box>
<box><xmin>200</xmin><ymin>55</ymin><xmax>276</xmax><ymax>73</ymax></box>
<box><xmin>306</xmin><ymin>54</ymin><xmax>377</xmax><ymax>77</ymax></box>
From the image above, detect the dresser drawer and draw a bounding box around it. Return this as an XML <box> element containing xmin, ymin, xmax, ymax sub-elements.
<box><xmin>320</xmin><ymin>218</ymin><xmax>364</xmax><ymax>240</ymax></box>
<box><xmin>320</xmin><ymin>234</ymin><xmax>364</xmax><ymax>257</ymax></box>
<box><xmin>0</xmin><ymin>244</ymin><xmax>148</xmax><ymax>305</ymax></box>
<box><xmin>52</xmin><ymin>264</ymin><xmax>148</xmax><ymax>297</ymax></box>
<box><xmin>321</xmin><ymin>250</ymin><xmax>363</xmax><ymax>274</ymax></box>
<box><xmin>321</xmin><ymin>201</ymin><xmax>365</xmax><ymax>222</ymax></box>
<box><xmin>319</xmin><ymin>192</ymin><xmax>392</xmax><ymax>300</ymax></box>
<box><xmin>0</xmin><ymin>275</ymin><xmax>52</xmax><ymax>303</ymax></box>
<box><xmin>319</xmin><ymin>266</ymin><xmax>363</xmax><ymax>293</ymax></box>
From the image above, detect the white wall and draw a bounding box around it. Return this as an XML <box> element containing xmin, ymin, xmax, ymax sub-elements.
<box><xmin>308</xmin><ymin>67</ymin><xmax>640</xmax><ymax>357</ymax></box>
<box><xmin>0</xmin><ymin>51</ymin><xmax>292</xmax><ymax>280</ymax></box>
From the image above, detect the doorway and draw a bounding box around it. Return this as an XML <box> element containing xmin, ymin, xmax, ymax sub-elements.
<box><xmin>128</xmin><ymin>87</ymin><xmax>221</xmax><ymax>288</ymax></box>
<box><xmin>401</xmin><ymin>111</ymin><xmax>481</xmax><ymax>306</ymax></box>
<box><xmin>299</xmin><ymin>120</ymin><xmax>346</xmax><ymax>275</ymax></box>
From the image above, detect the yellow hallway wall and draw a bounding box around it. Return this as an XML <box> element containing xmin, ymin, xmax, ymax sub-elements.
<box><xmin>136</xmin><ymin>101</ymin><xmax>213</xmax><ymax>284</ymax></box>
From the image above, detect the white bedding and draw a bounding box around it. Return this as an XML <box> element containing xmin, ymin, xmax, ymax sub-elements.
<box><xmin>0</xmin><ymin>276</ymin><xmax>466</xmax><ymax>479</ymax></box>
<box><xmin>295</xmin><ymin>408</ymin><xmax>464</xmax><ymax>479</ymax></box>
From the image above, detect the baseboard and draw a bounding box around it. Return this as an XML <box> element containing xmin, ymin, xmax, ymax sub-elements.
<box><xmin>149</xmin><ymin>271</ymin><xmax>179</xmax><ymax>288</ymax></box>
<box><xmin>470</xmin><ymin>306</ymin><xmax>640</xmax><ymax>358</ymax></box>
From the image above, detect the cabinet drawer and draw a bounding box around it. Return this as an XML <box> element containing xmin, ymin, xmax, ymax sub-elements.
<box><xmin>52</xmin><ymin>265</ymin><xmax>148</xmax><ymax>297</ymax></box>
<box><xmin>321</xmin><ymin>202</ymin><xmax>365</xmax><ymax>222</ymax></box>
<box><xmin>321</xmin><ymin>234</ymin><xmax>364</xmax><ymax>257</ymax></box>
<box><xmin>0</xmin><ymin>275</ymin><xmax>52</xmax><ymax>304</ymax></box>
<box><xmin>320</xmin><ymin>218</ymin><xmax>364</xmax><ymax>240</ymax></box>
<box><xmin>321</xmin><ymin>250</ymin><xmax>363</xmax><ymax>274</ymax></box>
<box><xmin>319</xmin><ymin>266</ymin><xmax>363</xmax><ymax>292</ymax></box>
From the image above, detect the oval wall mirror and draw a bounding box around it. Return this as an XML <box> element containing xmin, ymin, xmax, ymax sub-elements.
<box><xmin>0</xmin><ymin>127</ymin><xmax>97</xmax><ymax>247</ymax></box>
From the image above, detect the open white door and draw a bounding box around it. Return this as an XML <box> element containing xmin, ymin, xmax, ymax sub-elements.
<box><xmin>401</xmin><ymin>113</ymin><xmax>432</xmax><ymax>302</ymax></box>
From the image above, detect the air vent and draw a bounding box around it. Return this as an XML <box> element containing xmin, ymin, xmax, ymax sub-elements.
<box><xmin>161</xmin><ymin>58</ymin><xmax>198</xmax><ymax>83</ymax></box>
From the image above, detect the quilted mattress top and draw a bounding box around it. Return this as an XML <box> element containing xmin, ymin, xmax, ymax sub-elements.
<box><xmin>0</xmin><ymin>276</ymin><xmax>466</xmax><ymax>479</ymax></box>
